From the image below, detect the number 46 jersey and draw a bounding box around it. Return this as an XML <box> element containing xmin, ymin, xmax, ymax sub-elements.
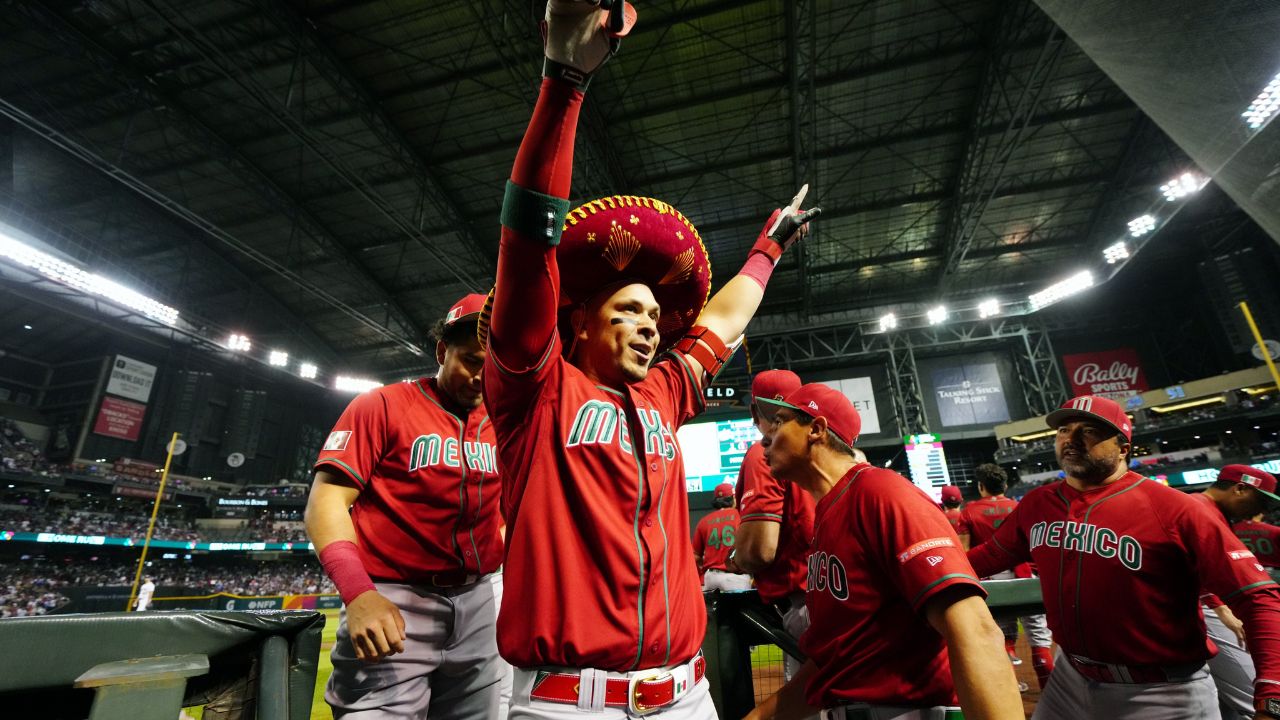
<box><xmin>694</xmin><ymin>507</ymin><xmax>740</xmax><ymax>573</ymax></box>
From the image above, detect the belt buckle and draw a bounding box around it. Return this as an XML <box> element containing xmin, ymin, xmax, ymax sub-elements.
<box><xmin>627</xmin><ymin>668</ymin><xmax>667</xmax><ymax>716</ymax></box>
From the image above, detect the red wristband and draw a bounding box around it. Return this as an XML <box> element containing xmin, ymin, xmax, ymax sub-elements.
<box><xmin>319</xmin><ymin>540</ymin><xmax>376</xmax><ymax>605</ymax></box>
<box><xmin>738</xmin><ymin>251</ymin><xmax>777</xmax><ymax>290</ymax></box>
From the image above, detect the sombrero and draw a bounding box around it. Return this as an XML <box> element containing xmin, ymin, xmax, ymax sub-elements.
<box><xmin>479</xmin><ymin>195</ymin><xmax>711</xmax><ymax>354</ymax></box>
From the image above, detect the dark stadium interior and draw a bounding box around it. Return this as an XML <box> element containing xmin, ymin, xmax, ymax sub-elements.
<box><xmin>1</xmin><ymin>0</ymin><xmax>1279</xmax><ymax>717</ymax></box>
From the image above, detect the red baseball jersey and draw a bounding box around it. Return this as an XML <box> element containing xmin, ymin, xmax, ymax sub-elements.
<box><xmin>968</xmin><ymin>472</ymin><xmax>1280</xmax><ymax>667</ymax></box>
<box><xmin>943</xmin><ymin>507</ymin><xmax>963</xmax><ymax>533</ymax></box>
<box><xmin>958</xmin><ymin>495</ymin><xmax>1032</xmax><ymax>578</ymax></box>
<box><xmin>485</xmin><ymin>343</ymin><xmax>706</xmax><ymax>671</ymax></box>
<box><xmin>693</xmin><ymin>507</ymin><xmax>739</xmax><ymax>573</ymax></box>
<box><xmin>735</xmin><ymin>441</ymin><xmax>814</xmax><ymax>603</ymax></box>
<box><xmin>1235</xmin><ymin>519</ymin><xmax>1280</xmax><ymax>568</ymax></box>
<box><xmin>314</xmin><ymin>378</ymin><xmax>503</xmax><ymax>582</ymax></box>
<box><xmin>802</xmin><ymin>464</ymin><xmax>984</xmax><ymax>709</ymax></box>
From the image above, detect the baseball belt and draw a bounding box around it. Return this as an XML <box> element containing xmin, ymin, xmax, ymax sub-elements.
<box><xmin>529</xmin><ymin>652</ymin><xmax>705</xmax><ymax>715</ymax></box>
<box><xmin>821</xmin><ymin>705</ymin><xmax>963</xmax><ymax>720</ymax></box>
<box><xmin>1066</xmin><ymin>653</ymin><xmax>1206</xmax><ymax>684</ymax></box>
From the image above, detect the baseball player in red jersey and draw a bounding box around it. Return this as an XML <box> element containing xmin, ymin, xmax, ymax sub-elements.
<box><xmin>940</xmin><ymin>486</ymin><xmax>964</xmax><ymax>533</ymax></box>
<box><xmin>306</xmin><ymin>293</ymin><xmax>508</xmax><ymax>719</ymax></box>
<box><xmin>957</xmin><ymin>463</ymin><xmax>1055</xmax><ymax>691</ymax></box>
<box><xmin>693</xmin><ymin>483</ymin><xmax>752</xmax><ymax>592</ymax></box>
<box><xmin>1236</xmin><ymin>512</ymin><xmax>1280</xmax><ymax>568</ymax></box>
<box><xmin>968</xmin><ymin>395</ymin><xmax>1280</xmax><ymax>719</ymax></box>
<box><xmin>1194</xmin><ymin>465</ymin><xmax>1280</xmax><ymax>720</ymax></box>
<box><xmin>730</xmin><ymin>369</ymin><xmax>816</xmax><ymax>681</ymax></box>
<box><xmin>480</xmin><ymin>2</ymin><xmax>819</xmax><ymax>717</ymax></box>
<box><xmin>749</xmin><ymin>383</ymin><xmax>1023</xmax><ymax>720</ymax></box>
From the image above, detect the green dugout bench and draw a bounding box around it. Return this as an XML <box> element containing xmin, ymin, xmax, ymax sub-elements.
<box><xmin>0</xmin><ymin>610</ymin><xmax>324</xmax><ymax>720</ymax></box>
<box><xmin>702</xmin><ymin>577</ymin><xmax>1046</xmax><ymax>718</ymax></box>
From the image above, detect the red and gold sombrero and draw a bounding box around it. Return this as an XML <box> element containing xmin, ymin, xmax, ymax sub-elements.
<box><xmin>479</xmin><ymin>195</ymin><xmax>711</xmax><ymax>354</ymax></box>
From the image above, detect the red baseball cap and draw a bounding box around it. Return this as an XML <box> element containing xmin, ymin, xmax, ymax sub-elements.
<box><xmin>1045</xmin><ymin>395</ymin><xmax>1133</xmax><ymax>442</ymax></box>
<box><xmin>752</xmin><ymin>370</ymin><xmax>802</xmax><ymax>417</ymax></box>
<box><xmin>940</xmin><ymin>485</ymin><xmax>963</xmax><ymax>503</ymax></box>
<box><xmin>713</xmin><ymin>482</ymin><xmax>735</xmax><ymax>499</ymax></box>
<box><xmin>757</xmin><ymin>383</ymin><xmax>861</xmax><ymax>446</ymax></box>
<box><xmin>1218</xmin><ymin>465</ymin><xmax>1280</xmax><ymax>505</ymax></box>
<box><xmin>443</xmin><ymin>293</ymin><xmax>487</xmax><ymax>330</ymax></box>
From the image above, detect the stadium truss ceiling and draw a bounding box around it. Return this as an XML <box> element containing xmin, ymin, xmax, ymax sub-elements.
<box><xmin>0</xmin><ymin>0</ymin><xmax>1211</xmax><ymax>375</ymax></box>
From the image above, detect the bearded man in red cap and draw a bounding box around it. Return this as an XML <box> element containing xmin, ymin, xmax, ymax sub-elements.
<box><xmin>693</xmin><ymin>483</ymin><xmax>752</xmax><ymax>592</ymax></box>
<box><xmin>480</xmin><ymin>2</ymin><xmax>819</xmax><ymax>717</ymax></box>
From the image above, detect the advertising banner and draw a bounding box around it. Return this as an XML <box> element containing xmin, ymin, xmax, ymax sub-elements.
<box><xmin>105</xmin><ymin>355</ymin><xmax>157</xmax><ymax>403</ymax></box>
<box><xmin>931</xmin><ymin>362</ymin><xmax>1011</xmax><ymax>427</ymax></box>
<box><xmin>1062</xmin><ymin>348</ymin><xmax>1148</xmax><ymax>400</ymax></box>
<box><xmin>820</xmin><ymin>377</ymin><xmax>882</xmax><ymax>435</ymax></box>
<box><xmin>92</xmin><ymin>396</ymin><xmax>147</xmax><ymax>441</ymax></box>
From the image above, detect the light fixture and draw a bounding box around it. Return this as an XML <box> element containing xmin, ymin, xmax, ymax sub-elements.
<box><xmin>1243</xmin><ymin>71</ymin><xmax>1280</xmax><ymax>129</ymax></box>
<box><xmin>1127</xmin><ymin>215</ymin><xmax>1156</xmax><ymax>238</ymax></box>
<box><xmin>879</xmin><ymin>313</ymin><xmax>897</xmax><ymax>332</ymax></box>
<box><xmin>977</xmin><ymin>299</ymin><xmax>1000</xmax><ymax>319</ymax></box>
<box><xmin>226</xmin><ymin>334</ymin><xmax>251</xmax><ymax>352</ymax></box>
<box><xmin>299</xmin><ymin>362</ymin><xmax>318</xmax><ymax>379</ymax></box>
<box><xmin>1148</xmin><ymin>396</ymin><xmax>1225</xmax><ymax>413</ymax></box>
<box><xmin>1028</xmin><ymin>270</ymin><xmax>1094</xmax><ymax>311</ymax></box>
<box><xmin>268</xmin><ymin>350</ymin><xmax>289</xmax><ymax>367</ymax></box>
<box><xmin>926</xmin><ymin>305</ymin><xmax>948</xmax><ymax>325</ymax></box>
<box><xmin>334</xmin><ymin>376</ymin><xmax>382</xmax><ymax>394</ymax></box>
<box><xmin>1010</xmin><ymin>429</ymin><xmax>1056</xmax><ymax>442</ymax></box>
<box><xmin>22</xmin><ymin>324</ymin><xmax>31</xmax><ymax>330</ymax></box>
<box><xmin>1104</xmin><ymin>241</ymin><xmax>1130</xmax><ymax>264</ymax></box>
<box><xmin>1160</xmin><ymin>172</ymin><xmax>1206</xmax><ymax>201</ymax></box>
<box><xmin>0</xmin><ymin>231</ymin><xmax>180</xmax><ymax>325</ymax></box>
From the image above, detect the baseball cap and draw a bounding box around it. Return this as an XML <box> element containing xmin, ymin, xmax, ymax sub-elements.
<box><xmin>757</xmin><ymin>383</ymin><xmax>862</xmax><ymax>446</ymax></box>
<box><xmin>1218</xmin><ymin>465</ymin><xmax>1280</xmax><ymax>505</ymax></box>
<box><xmin>940</xmin><ymin>485</ymin><xmax>962</xmax><ymax>503</ymax></box>
<box><xmin>752</xmin><ymin>370</ymin><xmax>802</xmax><ymax>403</ymax></box>
<box><xmin>1045</xmin><ymin>395</ymin><xmax>1133</xmax><ymax>442</ymax></box>
<box><xmin>713</xmin><ymin>482</ymin><xmax>735</xmax><ymax>499</ymax></box>
<box><xmin>443</xmin><ymin>293</ymin><xmax>487</xmax><ymax>329</ymax></box>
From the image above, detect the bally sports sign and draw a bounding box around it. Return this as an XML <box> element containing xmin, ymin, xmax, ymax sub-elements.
<box><xmin>1062</xmin><ymin>348</ymin><xmax>1148</xmax><ymax>401</ymax></box>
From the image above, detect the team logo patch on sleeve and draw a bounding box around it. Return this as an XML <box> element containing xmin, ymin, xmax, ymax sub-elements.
<box><xmin>1228</xmin><ymin>549</ymin><xmax>1257</xmax><ymax>561</ymax></box>
<box><xmin>323</xmin><ymin>430</ymin><xmax>352</xmax><ymax>451</ymax></box>
<box><xmin>898</xmin><ymin>537</ymin><xmax>955</xmax><ymax>564</ymax></box>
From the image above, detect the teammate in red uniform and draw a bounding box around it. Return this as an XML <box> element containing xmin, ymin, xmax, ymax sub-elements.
<box><xmin>749</xmin><ymin>384</ymin><xmax>1023</xmax><ymax>719</ymax></box>
<box><xmin>693</xmin><ymin>483</ymin><xmax>751</xmax><ymax>592</ymax></box>
<box><xmin>941</xmin><ymin>485</ymin><xmax>964</xmax><ymax>533</ymax></box>
<box><xmin>481</xmin><ymin>3</ymin><xmax>818</xmax><ymax>717</ymax></box>
<box><xmin>1194</xmin><ymin>465</ymin><xmax>1280</xmax><ymax>720</ymax></box>
<box><xmin>1236</xmin><ymin>512</ymin><xmax>1280</xmax><ymax>568</ymax></box>
<box><xmin>958</xmin><ymin>463</ymin><xmax>1055</xmax><ymax>691</ymax></box>
<box><xmin>729</xmin><ymin>369</ymin><xmax>815</xmax><ymax>680</ymax></box>
<box><xmin>968</xmin><ymin>395</ymin><xmax>1280</xmax><ymax>719</ymax></box>
<box><xmin>307</xmin><ymin>293</ymin><xmax>507</xmax><ymax>719</ymax></box>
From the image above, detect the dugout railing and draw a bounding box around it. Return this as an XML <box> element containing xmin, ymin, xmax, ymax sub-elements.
<box><xmin>0</xmin><ymin>609</ymin><xmax>324</xmax><ymax>720</ymax></box>
<box><xmin>702</xmin><ymin>577</ymin><xmax>1047</xmax><ymax>717</ymax></box>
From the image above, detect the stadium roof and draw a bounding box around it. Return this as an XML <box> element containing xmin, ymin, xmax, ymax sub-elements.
<box><xmin>0</xmin><ymin>0</ymin><xmax>1201</xmax><ymax>376</ymax></box>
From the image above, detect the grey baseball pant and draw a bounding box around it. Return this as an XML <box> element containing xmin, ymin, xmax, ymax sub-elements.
<box><xmin>1204</xmin><ymin>606</ymin><xmax>1256</xmax><ymax>720</ymax></box>
<box><xmin>1033</xmin><ymin>649</ymin><xmax>1221</xmax><ymax>720</ymax></box>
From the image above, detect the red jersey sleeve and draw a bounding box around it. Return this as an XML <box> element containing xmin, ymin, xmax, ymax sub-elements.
<box><xmin>692</xmin><ymin>517</ymin><xmax>708</xmax><ymax>558</ymax></box>
<box><xmin>640</xmin><ymin>352</ymin><xmax>705</xmax><ymax>429</ymax></box>
<box><xmin>966</xmin><ymin>498</ymin><xmax>1030</xmax><ymax>578</ymax></box>
<box><xmin>737</xmin><ymin>443</ymin><xmax>783</xmax><ymax>524</ymax></box>
<box><xmin>313</xmin><ymin>389</ymin><xmax>388</xmax><ymax>489</ymax></box>
<box><xmin>858</xmin><ymin>473</ymin><xmax>984</xmax><ymax>612</ymax></box>
<box><xmin>955</xmin><ymin>507</ymin><xmax>973</xmax><ymax>536</ymax></box>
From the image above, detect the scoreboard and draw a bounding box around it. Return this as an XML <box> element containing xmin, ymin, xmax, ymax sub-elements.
<box><xmin>904</xmin><ymin>433</ymin><xmax>951</xmax><ymax>503</ymax></box>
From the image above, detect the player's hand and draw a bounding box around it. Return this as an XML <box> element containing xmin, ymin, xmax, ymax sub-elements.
<box><xmin>1213</xmin><ymin>604</ymin><xmax>1247</xmax><ymax>650</ymax></box>
<box><xmin>346</xmin><ymin>590</ymin><xmax>407</xmax><ymax>663</ymax></box>
<box><xmin>751</xmin><ymin>185</ymin><xmax>822</xmax><ymax>264</ymax></box>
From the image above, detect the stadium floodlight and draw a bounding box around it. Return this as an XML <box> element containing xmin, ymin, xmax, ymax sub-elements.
<box><xmin>926</xmin><ymin>305</ymin><xmax>948</xmax><ymax>325</ymax></box>
<box><xmin>879</xmin><ymin>313</ymin><xmax>898</xmax><ymax>332</ymax></box>
<box><xmin>1127</xmin><ymin>214</ymin><xmax>1156</xmax><ymax>238</ymax></box>
<box><xmin>1243</xmin><ymin>72</ymin><xmax>1280</xmax><ymax>129</ymax></box>
<box><xmin>1160</xmin><ymin>172</ymin><xmax>1206</xmax><ymax>201</ymax></box>
<box><xmin>978</xmin><ymin>298</ymin><xmax>1000</xmax><ymax>319</ymax></box>
<box><xmin>268</xmin><ymin>350</ymin><xmax>289</xmax><ymax>367</ymax></box>
<box><xmin>226</xmin><ymin>333</ymin><xmax>251</xmax><ymax>352</ymax></box>
<box><xmin>1104</xmin><ymin>241</ymin><xmax>1130</xmax><ymax>264</ymax></box>
<box><xmin>0</xmin><ymin>231</ymin><xmax>180</xmax><ymax>326</ymax></box>
<box><xmin>1028</xmin><ymin>270</ymin><xmax>1094</xmax><ymax>311</ymax></box>
<box><xmin>299</xmin><ymin>362</ymin><xmax>318</xmax><ymax>379</ymax></box>
<box><xmin>334</xmin><ymin>375</ymin><xmax>382</xmax><ymax>394</ymax></box>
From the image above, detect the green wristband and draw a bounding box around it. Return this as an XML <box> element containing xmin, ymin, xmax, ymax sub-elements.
<box><xmin>500</xmin><ymin>180</ymin><xmax>571</xmax><ymax>246</ymax></box>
